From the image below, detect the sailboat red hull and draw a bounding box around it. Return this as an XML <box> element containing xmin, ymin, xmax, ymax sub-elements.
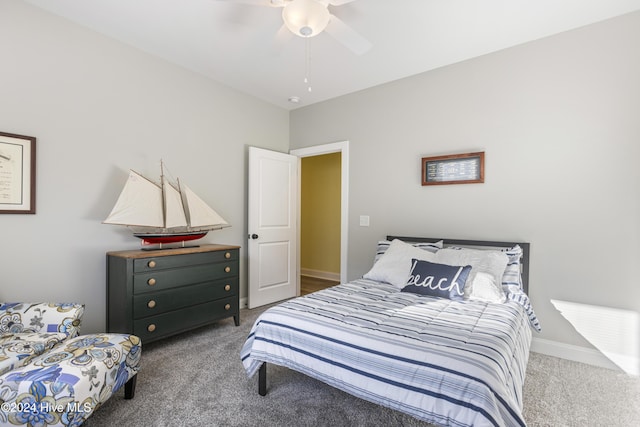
<box><xmin>135</xmin><ymin>232</ymin><xmax>208</xmax><ymax>245</ymax></box>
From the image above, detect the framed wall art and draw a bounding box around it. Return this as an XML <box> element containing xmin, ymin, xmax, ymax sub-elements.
<box><xmin>422</xmin><ymin>151</ymin><xmax>484</xmax><ymax>186</ymax></box>
<box><xmin>0</xmin><ymin>131</ymin><xmax>36</xmax><ymax>214</ymax></box>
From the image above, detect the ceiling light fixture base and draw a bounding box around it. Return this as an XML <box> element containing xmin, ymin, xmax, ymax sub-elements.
<box><xmin>282</xmin><ymin>0</ymin><xmax>330</xmax><ymax>38</ymax></box>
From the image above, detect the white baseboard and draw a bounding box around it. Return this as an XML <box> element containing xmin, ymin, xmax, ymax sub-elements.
<box><xmin>300</xmin><ymin>269</ymin><xmax>340</xmax><ymax>282</ymax></box>
<box><xmin>531</xmin><ymin>337</ymin><xmax>639</xmax><ymax>375</ymax></box>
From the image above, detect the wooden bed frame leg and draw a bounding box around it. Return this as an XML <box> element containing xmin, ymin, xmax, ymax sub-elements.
<box><xmin>124</xmin><ymin>374</ymin><xmax>137</xmax><ymax>399</ymax></box>
<box><xmin>258</xmin><ymin>363</ymin><xmax>267</xmax><ymax>396</ymax></box>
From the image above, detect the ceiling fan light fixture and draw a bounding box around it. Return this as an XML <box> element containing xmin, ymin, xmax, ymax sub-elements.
<box><xmin>282</xmin><ymin>0</ymin><xmax>330</xmax><ymax>38</ymax></box>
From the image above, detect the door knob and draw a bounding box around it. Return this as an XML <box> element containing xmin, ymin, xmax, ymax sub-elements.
<box><xmin>250</xmin><ymin>234</ymin><xmax>259</xmax><ymax>239</ymax></box>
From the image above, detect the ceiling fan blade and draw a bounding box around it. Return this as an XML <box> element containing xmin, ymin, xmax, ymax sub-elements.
<box><xmin>327</xmin><ymin>0</ymin><xmax>358</xmax><ymax>5</ymax></box>
<box><xmin>324</xmin><ymin>13</ymin><xmax>372</xmax><ymax>55</ymax></box>
<box><xmin>214</xmin><ymin>0</ymin><xmax>284</xmax><ymax>7</ymax></box>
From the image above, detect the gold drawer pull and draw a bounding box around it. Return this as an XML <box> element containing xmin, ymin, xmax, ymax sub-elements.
<box><xmin>225</xmin><ymin>252</ymin><xmax>231</xmax><ymax>259</ymax></box>
<box><xmin>224</xmin><ymin>304</ymin><xmax>231</xmax><ymax>311</ymax></box>
<box><xmin>147</xmin><ymin>278</ymin><xmax>156</xmax><ymax>286</ymax></box>
<box><xmin>147</xmin><ymin>260</ymin><xmax>156</xmax><ymax>268</ymax></box>
<box><xmin>147</xmin><ymin>300</ymin><xmax>156</xmax><ymax>309</ymax></box>
<box><xmin>224</xmin><ymin>284</ymin><xmax>231</xmax><ymax>292</ymax></box>
<box><xmin>147</xmin><ymin>324</ymin><xmax>156</xmax><ymax>332</ymax></box>
<box><xmin>224</xmin><ymin>266</ymin><xmax>231</xmax><ymax>273</ymax></box>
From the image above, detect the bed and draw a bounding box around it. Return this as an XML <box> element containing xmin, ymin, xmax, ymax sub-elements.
<box><xmin>241</xmin><ymin>236</ymin><xmax>540</xmax><ymax>427</ymax></box>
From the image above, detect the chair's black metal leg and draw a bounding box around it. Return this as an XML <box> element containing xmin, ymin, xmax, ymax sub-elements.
<box><xmin>258</xmin><ymin>363</ymin><xmax>267</xmax><ymax>396</ymax></box>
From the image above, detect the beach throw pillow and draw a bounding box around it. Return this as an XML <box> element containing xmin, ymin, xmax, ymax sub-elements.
<box><xmin>401</xmin><ymin>259</ymin><xmax>471</xmax><ymax>301</ymax></box>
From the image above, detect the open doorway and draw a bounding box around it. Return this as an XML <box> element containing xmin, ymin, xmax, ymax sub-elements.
<box><xmin>300</xmin><ymin>152</ymin><xmax>341</xmax><ymax>294</ymax></box>
<box><xmin>291</xmin><ymin>141</ymin><xmax>349</xmax><ymax>295</ymax></box>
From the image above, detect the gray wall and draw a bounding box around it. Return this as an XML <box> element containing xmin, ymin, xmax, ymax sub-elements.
<box><xmin>290</xmin><ymin>12</ymin><xmax>640</xmax><ymax>370</ymax></box>
<box><xmin>0</xmin><ymin>1</ymin><xmax>289</xmax><ymax>333</ymax></box>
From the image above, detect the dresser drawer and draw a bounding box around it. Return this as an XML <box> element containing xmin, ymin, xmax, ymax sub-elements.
<box><xmin>133</xmin><ymin>250</ymin><xmax>238</xmax><ymax>273</ymax></box>
<box><xmin>133</xmin><ymin>261</ymin><xmax>238</xmax><ymax>294</ymax></box>
<box><xmin>133</xmin><ymin>279</ymin><xmax>238</xmax><ymax>318</ymax></box>
<box><xmin>133</xmin><ymin>296</ymin><xmax>237</xmax><ymax>342</ymax></box>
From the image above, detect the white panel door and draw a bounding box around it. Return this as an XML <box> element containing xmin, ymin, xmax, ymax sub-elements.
<box><xmin>248</xmin><ymin>147</ymin><xmax>298</xmax><ymax>308</ymax></box>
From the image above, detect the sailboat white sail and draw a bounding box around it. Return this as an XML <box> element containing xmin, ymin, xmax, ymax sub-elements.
<box><xmin>104</xmin><ymin>165</ymin><xmax>230</xmax><ymax>245</ymax></box>
<box><xmin>181</xmin><ymin>183</ymin><xmax>228</xmax><ymax>228</ymax></box>
<box><xmin>103</xmin><ymin>171</ymin><xmax>165</xmax><ymax>227</ymax></box>
<box><xmin>163</xmin><ymin>177</ymin><xmax>188</xmax><ymax>228</ymax></box>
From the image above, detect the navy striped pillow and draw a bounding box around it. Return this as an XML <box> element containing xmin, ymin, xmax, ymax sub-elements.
<box><xmin>501</xmin><ymin>245</ymin><xmax>523</xmax><ymax>289</ymax></box>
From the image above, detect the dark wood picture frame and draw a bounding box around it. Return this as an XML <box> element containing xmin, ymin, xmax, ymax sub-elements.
<box><xmin>0</xmin><ymin>131</ymin><xmax>36</xmax><ymax>214</ymax></box>
<box><xmin>421</xmin><ymin>151</ymin><xmax>484</xmax><ymax>186</ymax></box>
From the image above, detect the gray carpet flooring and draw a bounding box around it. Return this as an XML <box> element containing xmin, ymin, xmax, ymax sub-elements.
<box><xmin>84</xmin><ymin>305</ymin><xmax>640</xmax><ymax>427</ymax></box>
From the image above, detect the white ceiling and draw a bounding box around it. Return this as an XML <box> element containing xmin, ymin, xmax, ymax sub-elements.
<box><xmin>24</xmin><ymin>0</ymin><xmax>640</xmax><ymax>110</ymax></box>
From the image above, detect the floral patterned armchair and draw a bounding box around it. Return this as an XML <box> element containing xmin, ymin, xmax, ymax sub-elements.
<box><xmin>0</xmin><ymin>303</ymin><xmax>84</xmax><ymax>376</ymax></box>
<box><xmin>0</xmin><ymin>303</ymin><xmax>141</xmax><ymax>426</ymax></box>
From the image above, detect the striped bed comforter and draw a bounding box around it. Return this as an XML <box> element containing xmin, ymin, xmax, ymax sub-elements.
<box><xmin>241</xmin><ymin>278</ymin><xmax>534</xmax><ymax>427</ymax></box>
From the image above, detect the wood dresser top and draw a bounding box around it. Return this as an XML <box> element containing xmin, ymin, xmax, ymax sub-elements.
<box><xmin>107</xmin><ymin>244</ymin><xmax>240</xmax><ymax>259</ymax></box>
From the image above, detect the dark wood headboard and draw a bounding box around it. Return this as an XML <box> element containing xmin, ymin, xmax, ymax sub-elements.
<box><xmin>386</xmin><ymin>236</ymin><xmax>530</xmax><ymax>294</ymax></box>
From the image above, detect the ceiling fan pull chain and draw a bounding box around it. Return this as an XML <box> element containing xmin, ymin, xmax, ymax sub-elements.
<box><xmin>305</xmin><ymin>37</ymin><xmax>312</xmax><ymax>93</ymax></box>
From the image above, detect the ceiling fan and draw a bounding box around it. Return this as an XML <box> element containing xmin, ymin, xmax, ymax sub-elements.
<box><xmin>218</xmin><ymin>0</ymin><xmax>372</xmax><ymax>55</ymax></box>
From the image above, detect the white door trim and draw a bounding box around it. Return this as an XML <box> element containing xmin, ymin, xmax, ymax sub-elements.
<box><xmin>290</xmin><ymin>141</ymin><xmax>349</xmax><ymax>284</ymax></box>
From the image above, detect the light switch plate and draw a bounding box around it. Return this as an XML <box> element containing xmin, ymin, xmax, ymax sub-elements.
<box><xmin>359</xmin><ymin>215</ymin><xmax>370</xmax><ymax>227</ymax></box>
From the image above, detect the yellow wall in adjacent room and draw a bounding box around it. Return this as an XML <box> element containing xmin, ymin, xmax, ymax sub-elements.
<box><xmin>301</xmin><ymin>152</ymin><xmax>341</xmax><ymax>277</ymax></box>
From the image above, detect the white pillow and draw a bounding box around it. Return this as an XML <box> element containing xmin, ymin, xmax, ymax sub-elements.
<box><xmin>373</xmin><ymin>239</ymin><xmax>442</xmax><ymax>264</ymax></box>
<box><xmin>468</xmin><ymin>272</ymin><xmax>506</xmax><ymax>303</ymax></box>
<box><xmin>435</xmin><ymin>248</ymin><xmax>508</xmax><ymax>303</ymax></box>
<box><xmin>364</xmin><ymin>239</ymin><xmax>437</xmax><ymax>288</ymax></box>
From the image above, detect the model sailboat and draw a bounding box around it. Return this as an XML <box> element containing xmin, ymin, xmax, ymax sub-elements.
<box><xmin>104</xmin><ymin>163</ymin><xmax>230</xmax><ymax>246</ymax></box>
